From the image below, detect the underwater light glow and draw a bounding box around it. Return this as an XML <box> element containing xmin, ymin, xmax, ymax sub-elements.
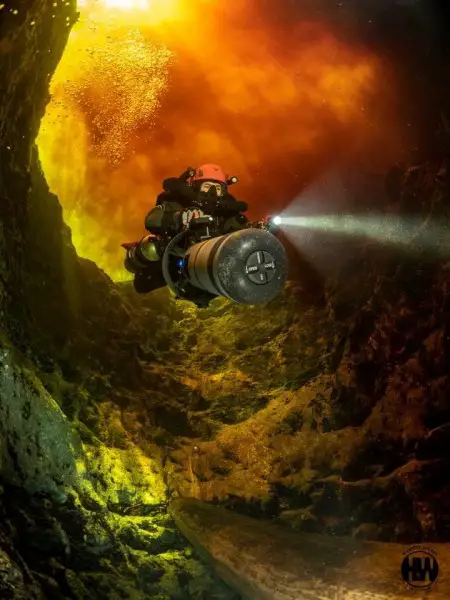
<box><xmin>37</xmin><ymin>0</ymin><xmax>387</xmax><ymax>281</ymax></box>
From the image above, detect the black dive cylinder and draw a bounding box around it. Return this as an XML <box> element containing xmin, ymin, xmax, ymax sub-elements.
<box><xmin>184</xmin><ymin>228</ymin><xmax>288</xmax><ymax>305</ymax></box>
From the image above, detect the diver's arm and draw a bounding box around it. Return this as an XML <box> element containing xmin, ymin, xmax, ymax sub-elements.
<box><xmin>144</xmin><ymin>205</ymin><xmax>161</xmax><ymax>232</ymax></box>
<box><xmin>216</xmin><ymin>193</ymin><xmax>248</xmax><ymax>215</ymax></box>
<box><xmin>155</xmin><ymin>190</ymin><xmax>170</xmax><ymax>206</ymax></box>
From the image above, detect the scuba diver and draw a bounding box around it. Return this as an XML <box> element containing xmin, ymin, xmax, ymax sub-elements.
<box><xmin>123</xmin><ymin>164</ymin><xmax>249</xmax><ymax>294</ymax></box>
<box><xmin>147</xmin><ymin>163</ymin><xmax>248</xmax><ymax>235</ymax></box>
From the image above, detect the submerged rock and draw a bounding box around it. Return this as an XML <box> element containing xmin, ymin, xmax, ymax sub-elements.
<box><xmin>171</xmin><ymin>497</ymin><xmax>450</xmax><ymax>600</ymax></box>
<box><xmin>1</xmin><ymin>0</ymin><xmax>450</xmax><ymax>597</ymax></box>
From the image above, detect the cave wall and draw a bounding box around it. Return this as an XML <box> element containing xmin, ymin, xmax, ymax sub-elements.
<box><xmin>0</xmin><ymin>0</ymin><xmax>144</xmax><ymax>385</ymax></box>
<box><xmin>0</xmin><ymin>0</ymin><xmax>77</xmax><ymax>350</ymax></box>
<box><xmin>0</xmin><ymin>4</ymin><xmax>241</xmax><ymax>599</ymax></box>
<box><xmin>0</xmin><ymin>0</ymin><xmax>148</xmax><ymax>495</ymax></box>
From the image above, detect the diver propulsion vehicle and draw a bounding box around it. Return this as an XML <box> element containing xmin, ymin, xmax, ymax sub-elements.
<box><xmin>122</xmin><ymin>213</ymin><xmax>288</xmax><ymax>308</ymax></box>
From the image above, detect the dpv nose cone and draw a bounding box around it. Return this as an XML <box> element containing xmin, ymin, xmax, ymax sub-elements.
<box><xmin>245</xmin><ymin>250</ymin><xmax>277</xmax><ymax>285</ymax></box>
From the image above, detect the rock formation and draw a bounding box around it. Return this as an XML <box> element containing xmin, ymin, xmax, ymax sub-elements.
<box><xmin>171</xmin><ymin>497</ymin><xmax>450</xmax><ymax>600</ymax></box>
<box><xmin>0</xmin><ymin>1</ymin><xmax>449</xmax><ymax>599</ymax></box>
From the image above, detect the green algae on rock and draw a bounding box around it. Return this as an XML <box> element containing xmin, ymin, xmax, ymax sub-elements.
<box><xmin>0</xmin><ymin>341</ymin><xmax>79</xmax><ymax>496</ymax></box>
